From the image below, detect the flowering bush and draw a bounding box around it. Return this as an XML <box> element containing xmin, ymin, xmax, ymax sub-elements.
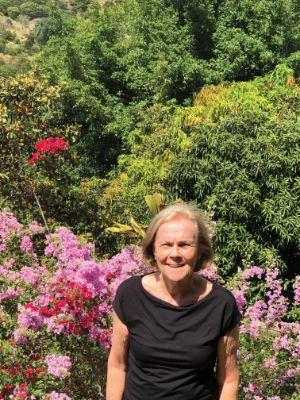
<box><xmin>228</xmin><ymin>266</ymin><xmax>300</xmax><ymax>399</ymax></box>
<box><xmin>0</xmin><ymin>211</ymin><xmax>299</xmax><ymax>399</ymax></box>
<box><xmin>0</xmin><ymin>211</ymin><xmax>144</xmax><ymax>399</ymax></box>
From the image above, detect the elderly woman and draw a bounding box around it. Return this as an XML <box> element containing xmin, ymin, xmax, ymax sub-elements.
<box><xmin>106</xmin><ymin>204</ymin><xmax>241</xmax><ymax>400</ymax></box>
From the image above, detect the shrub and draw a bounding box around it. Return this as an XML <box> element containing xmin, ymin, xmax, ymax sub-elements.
<box><xmin>0</xmin><ymin>63</ymin><xmax>16</xmax><ymax>77</ymax></box>
<box><xmin>0</xmin><ymin>36</ymin><xmax>5</xmax><ymax>52</ymax></box>
<box><xmin>228</xmin><ymin>266</ymin><xmax>300</xmax><ymax>399</ymax></box>
<box><xmin>166</xmin><ymin>67</ymin><xmax>300</xmax><ymax>276</ymax></box>
<box><xmin>0</xmin><ymin>0</ymin><xmax>10</xmax><ymax>14</ymax></box>
<box><xmin>19</xmin><ymin>2</ymin><xmax>49</xmax><ymax>19</ymax></box>
<box><xmin>7</xmin><ymin>6</ymin><xmax>20</xmax><ymax>20</ymax></box>
<box><xmin>0</xmin><ymin>211</ymin><xmax>298</xmax><ymax>399</ymax></box>
<box><xmin>0</xmin><ymin>211</ymin><xmax>145</xmax><ymax>399</ymax></box>
<box><xmin>1</xmin><ymin>29</ymin><xmax>15</xmax><ymax>41</ymax></box>
<box><xmin>4</xmin><ymin>42</ymin><xmax>22</xmax><ymax>56</ymax></box>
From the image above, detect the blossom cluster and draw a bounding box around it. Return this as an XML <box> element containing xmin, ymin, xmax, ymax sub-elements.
<box><xmin>0</xmin><ymin>211</ymin><xmax>143</xmax><ymax>399</ymax></box>
<box><xmin>27</xmin><ymin>137</ymin><xmax>69</xmax><ymax>165</ymax></box>
<box><xmin>44</xmin><ymin>355</ymin><xmax>72</xmax><ymax>379</ymax></box>
<box><xmin>230</xmin><ymin>265</ymin><xmax>300</xmax><ymax>399</ymax></box>
<box><xmin>0</xmin><ymin>212</ymin><xmax>23</xmax><ymax>253</ymax></box>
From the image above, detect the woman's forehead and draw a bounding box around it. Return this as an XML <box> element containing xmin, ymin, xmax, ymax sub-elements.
<box><xmin>155</xmin><ymin>217</ymin><xmax>197</xmax><ymax>240</ymax></box>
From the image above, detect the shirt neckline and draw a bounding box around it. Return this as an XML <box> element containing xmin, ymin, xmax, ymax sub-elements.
<box><xmin>138</xmin><ymin>274</ymin><xmax>216</xmax><ymax>310</ymax></box>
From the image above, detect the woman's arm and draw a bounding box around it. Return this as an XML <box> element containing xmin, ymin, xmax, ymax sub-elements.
<box><xmin>106</xmin><ymin>312</ymin><xmax>129</xmax><ymax>400</ymax></box>
<box><xmin>217</xmin><ymin>324</ymin><xmax>240</xmax><ymax>400</ymax></box>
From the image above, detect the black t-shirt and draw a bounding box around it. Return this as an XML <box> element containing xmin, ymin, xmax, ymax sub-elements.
<box><xmin>113</xmin><ymin>275</ymin><xmax>241</xmax><ymax>400</ymax></box>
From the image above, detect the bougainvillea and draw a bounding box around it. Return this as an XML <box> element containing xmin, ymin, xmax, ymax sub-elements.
<box><xmin>229</xmin><ymin>266</ymin><xmax>300</xmax><ymax>399</ymax></box>
<box><xmin>0</xmin><ymin>211</ymin><xmax>144</xmax><ymax>399</ymax></box>
<box><xmin>27</xmin><ymin>137</ymin><xmax>69</xmax><ymax>165</ymax></box>
<box><xmin>0</xmin><ymin>211</ymin><xmax>299</xmax><ymax>399</ymax></box>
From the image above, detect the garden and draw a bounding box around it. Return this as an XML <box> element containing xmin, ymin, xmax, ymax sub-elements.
<box><xmin>1</xmin><ymin>0</ymin><xmax>300</xmax><ymax>399</ymax></box>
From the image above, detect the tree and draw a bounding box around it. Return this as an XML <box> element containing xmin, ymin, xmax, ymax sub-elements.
<box><xmin>166</xmin><ymin>67</ymin><xmax>300</xmax><ymax>276</ymax></box>
<box><xmin>34</xmin><ymin>8</ymin><xmax>74</xmax><ymax>45</ymax></box>
<box><xmin>33</xmin><ymin>0</ymin><xmax>208</xmax><ymax>177</ymax></box>
<box><xmin>209</xmin><ymin>0</ymin><xmax>300</xmax><ymax>82</ymax></box>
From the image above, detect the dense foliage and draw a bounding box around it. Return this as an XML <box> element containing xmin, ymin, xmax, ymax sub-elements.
<box><xmin>97</xmin><ymin>65</ymin><xmax>300</xmax><ymax>276</ymax></box>
<box><xmin>33</xmin><ymin>0</ymin><xmax>300</xmax><ymax>176</ymax></box>
<box><xmin>0</xmin><ymin>1</ymin><xmax>300</xmax><ymax>397</ymax></box>
<box><xmin>167</xmin><ymin>68</ymin><xmax>300</xmax><ymax>275</ymax></box>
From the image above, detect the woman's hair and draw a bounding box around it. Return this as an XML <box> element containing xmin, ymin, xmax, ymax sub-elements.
<box><xmin>142</xmin><ymin>203</ymin><xmax>213</xmax><ymax>271</ymax></box>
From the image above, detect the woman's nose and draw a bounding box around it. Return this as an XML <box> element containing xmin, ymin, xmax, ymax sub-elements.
<box><xmin>169</xmin><ymin>245</ymin><xmax>181</xmax><ymax>257</ymax></box>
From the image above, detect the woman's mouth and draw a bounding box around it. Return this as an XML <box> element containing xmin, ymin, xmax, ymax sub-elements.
<box><xmin>167</xmin><ymin>264</ymin><xmax>185</xmax><ymax>268</ymax></box>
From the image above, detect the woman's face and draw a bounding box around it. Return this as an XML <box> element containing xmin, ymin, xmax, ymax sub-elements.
<box><xmin>153</xmin><ymin>215</ymin><xmax>199</xmax><ymax>283</ymax></box>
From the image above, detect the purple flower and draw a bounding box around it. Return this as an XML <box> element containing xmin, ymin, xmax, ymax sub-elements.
<box><xmin>232</xmin><ymin>286</ymin><xmax>247</xmax><ymax>313</ymax></box>
<box><xmin>44</xmin><ymin>355</ymin><xmax>72</xmax><ymax>379</ymax></box>
<box><xmin>49</xmin><ymin>392</ymin><xmax>72</xmax><ymax>400</ymax></box>
<box><xmin>241</xmin><ymin>265</ymin><xmax>264</xmax><ymax>280</ymax></box>
<box><xmin>0</xmin><ymin>212</ymin><xmax>23</xmax><ymax>253</ymax></box>
<box><xmin>199</xmin><ymin>262</ymin><xmax>219</xmax><ymax>282</ymax></box>
<box><xmin>19</xmin><ymin>266</ymin><xmax>47</xmax><ymax>287</ymax></box>
<box><xmin>17</xmin><ymin>304</ymin><xmax>43</xmax><ymax>330</ymax></box>
<box><xmin>45</xmin><ymin>228</ymin><xmax>94</xmax><ymax>263</ymax></box>
<box><xmin>264</xmin><ymin>358</ymin><xmax>276</xmax><ymax>368</ymax></box>
<box><xmin>0</xmin><ymin>287</ymin><xmax>23</xmax><ymax>301</ymax></box>
<box><xmin>294</xmin><ymin>276</ymin><xmax>300</xmax><ymax>305</ymax></box>
<box><xmin>13</xmin><ymin>327</ymin><xmax>30</xmax><ymax>345</ymax></box>
<box><xmin>28</xmin><ymin>220</ymin><xmax>44</xmax><ymax>235</ymax></box>
<box><xmin>265</xmin><ymin>268</ymin><xmax>288</xmax><ymax>322</ymax></box>
<box><xmin>45</xmin><ymin>315</ymin><xmax>67</xmax><ymax>334</ymax></box>
<box><xmin>20</xmin><ymin>235</ymin><xmax>33</xmax><ymax>253</ymax></box>
<box><xmin>245</xmin><ymin>300</ymin><xmax>267</xmax><ymax>320</ymax></box>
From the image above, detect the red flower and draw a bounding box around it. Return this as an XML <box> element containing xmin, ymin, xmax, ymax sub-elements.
<box><xmin>35</xmin><ymin>137</ymin><xmax>69</xmax><ymax>153</ymax></box>
<box><xmin>17</xmin><ymin>394</ymin><xmax>27</xmax><ymax>399</ymax></box>
<box><xmin>2</xmin><ymin>385</ymin><xmax>13</xmax><ymax>393</ymax></box>
<box><xmin>30</xmin><ymin>353</ymin><xmax>40</xmax><ymax>361</ymax></box>
<box><xmin>39</xmin><ymin>307</ymin><xmax>55</xmax><ymax>317</ymax></box>
<box><xmin>8</xmin><ymin>364</ymin><xmax>21</xmax><ymax>376</ymax></box>
<box><xmin>18</xmin><ymin>383</ymin><xmax>28</xmax><ymax>390</ymax></box>
<box><xmin>28</xmin><ymin>137</ymin><xmax>69</xmax><ymax>165</ymax></box>
<box><xmin>105</xmin><ymin>273</ymin><xmax>116</xmax><ymax>281</ymax></box>
<box><xmin>25</xmin><ymin>303</ymin><xmax>37</xmax><ymax>312</ymax></box>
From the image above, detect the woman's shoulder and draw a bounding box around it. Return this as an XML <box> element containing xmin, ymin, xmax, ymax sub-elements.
<box><xmin>115</xmin><ymin>275</ymin><xmax>141</xmax><ymax>295</ymax></box>
<box><xmin>212</xmin><ymin>282</ymin><xmax>238</xmax><ymax>303</ymax></box>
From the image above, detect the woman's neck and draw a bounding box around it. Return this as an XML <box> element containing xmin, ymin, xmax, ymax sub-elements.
<box><xmin>157</xmin><ymin>272</ymin><xmax>202</xmax><ymax>306</ymax></box>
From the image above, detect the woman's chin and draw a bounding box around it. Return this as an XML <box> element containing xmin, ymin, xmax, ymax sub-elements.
<box><xmin>160</xmin><ymin>266</ymin><xmax>193</xmax><ymax>283</ymax></box>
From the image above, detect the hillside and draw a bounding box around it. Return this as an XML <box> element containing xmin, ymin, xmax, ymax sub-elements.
<box><xmin>0</xmin><ymin>0</ymin><xmax>91</xmax><ymax>76</ymax></box>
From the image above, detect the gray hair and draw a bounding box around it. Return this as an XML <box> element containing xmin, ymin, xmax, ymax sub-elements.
<box><xmin>142</xmin><ymin>203</ymin><xmax>213</xmax><ymax>271</ymax></box>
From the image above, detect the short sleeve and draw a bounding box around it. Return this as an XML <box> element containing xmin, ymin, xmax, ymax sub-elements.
<box><xmin>112</xmin><ymin>280</ymin><xmax>128</xmax><ymax>325</ymax></box>
<box><xmin>220</xmin><ymin>292</ymin><xmax>242</xmax><ymax>336</ymax></box>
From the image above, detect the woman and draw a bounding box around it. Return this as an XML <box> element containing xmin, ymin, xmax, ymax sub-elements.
<box><xmin>106</xmin><ymin>204</ymin><xmax>241</xmax><ymax>400</ymax></box>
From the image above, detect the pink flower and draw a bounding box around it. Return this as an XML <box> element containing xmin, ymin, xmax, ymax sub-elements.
<box><xmin>44</xmin><ymin>355</ymin><xmax>72</xmax><ymax>379</ymax></box>
<box><xmin>28</xmin><ymin>221</ymin><xmax>44</xmax><ymax>235</ymax></box>
<box><xmin>49</xmin><ymin>392</ymin><xmax>72</xmax><ymax>400</ymax></box>
<box><xmin>17</xmin><ymin>304</ymin><xmax>43</xmax><ymax>330</ymax></box>
<box><xmin>0</xmin><ymin>287</ymin><xmax>23</xmax><ymax>301</ymax></box>
<box><xmin>294</xmin><ymin>276</ymin><xmax>300</xmax><ymax>305</ymax></box>
<box><xmin>20</xmin><ymin>235</ymin><xmax>33</xmax><ymax>253</ymax></box>
<box><xmin>231</xmin><ymin>288</ymin><xmax>247</xmax><ymax>312</ymax></box>
<box><xmin>264</xmin><ymin>358</ymin><xmax>276</xmax><ymax>368</ymax></box>
<box><xmin>0</xmin><ymin>212</ymin><xmax>23</xmax><ymax>252</ymax></box>
<box><xmin>199</xmin><ymin>262</ymin><xmax>219</xmax><ymax>282</ymax></box>
<box><xmin>13</xmin><ymin>328</ymin><xmax>30</xmax><ymax>345</ymax></box>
